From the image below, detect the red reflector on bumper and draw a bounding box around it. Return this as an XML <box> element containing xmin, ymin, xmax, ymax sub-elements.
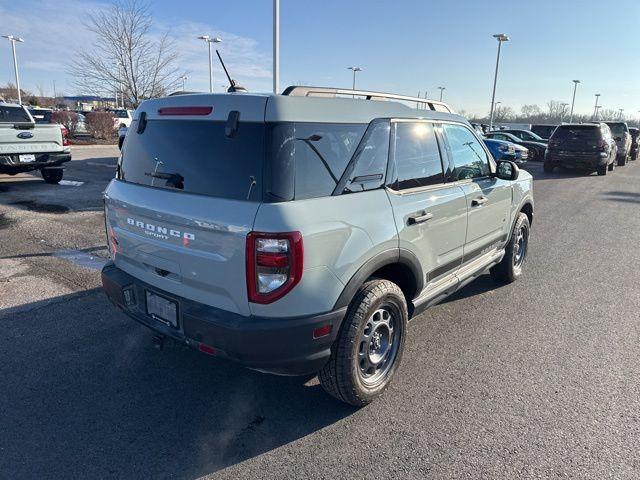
<box><xmin>198</xmin><ymin>343</ymin><xmax>216</xmax><ymax>355</ymax></box>
<box><xmin>313</xmin><ymin>324</ymin><xmax>332</xmax><ymax>339</ymax></box>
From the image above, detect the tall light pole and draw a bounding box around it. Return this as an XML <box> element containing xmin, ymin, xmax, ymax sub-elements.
<box><xmin>560</xmin><ymin>102</ymin><xmax>570</xmax><ymax>123</ymax></box>
<box><xmin>437</xmin><ymin>86</ymin><xmax>446</xmax><ymax>101</ymax></box>
<box><xmin>273</xmin><ymin>0</ymin><xmax>280</xmax><ymax>94</ymax></box>
<box><xmin>593</xmin><ymin>93</ymin><xmax>600</xmax><ymax>119</ymax></box>
<box><xmin>619</xmin><ymin>108</ymin><xmax>624</xmax><ymax>120</ymax></box>
<box><xmin>594</xmin><ymin>105</ymin><xmax>602</xmax><ymax>121</ymax></box>
<box><xmin>2</xmin><ymin>35</ymin><xmax>24</xmax><ymax>104</ymax></box>
<box><xmin>181</xmin><ymin>75</ymin><xmax>188</xmax><ymax>91</ymax></box>
<box><xmin>116</xmin><ymin>61</ymin><xmax>124</xmax><ymax>108</ymax></box>
<box><xmin>347</xmin><ymin>66</ymin><xmax>363</xmax><ymax>92</ymax></box>
<box><xmin>197</xmin><ymin>35</ymin><xmax>222</xmax><ymax>93</ymax></box>
<box><xmin>569</xmin><ymin>79</ymin><xmax>580</xmax><ymax>123</ymax></box>
<box><xmin>489</xmin><ymin>33</ymin><xmax>509</xmax><ymax>131</ymax></box>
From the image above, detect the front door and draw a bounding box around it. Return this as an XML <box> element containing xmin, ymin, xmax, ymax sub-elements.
<box><xmin>385</xmin><ymin>121</ymin><xmax>468</xmax><ymax>290</ymax></box>
<box><xmin>440</xmin><ymin>123</ymin><xmax>512</xmax><ymax>263</ymax></box>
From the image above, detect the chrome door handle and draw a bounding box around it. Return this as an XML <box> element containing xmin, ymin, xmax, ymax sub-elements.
<box><xmin>471</xmin><ymin>196</ymin><xmax>488</xmax><ymax>207</ymax></box>
<box><xmin>407</xmin><ymin>212</ymin><xmax>433</xmax><ymax>225</ymax></box>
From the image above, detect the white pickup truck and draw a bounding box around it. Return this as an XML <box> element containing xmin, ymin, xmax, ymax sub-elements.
<box><xmin>0</xmin><ymin>103</ymin><xmax>71</xmax><ymax>184</ymax></box>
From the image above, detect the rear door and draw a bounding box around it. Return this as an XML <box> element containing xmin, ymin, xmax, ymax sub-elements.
<box><xmin>440</xmin><ymin>123</ymin><xmax>511</xmax><ymax>263</ymax></box>
<box><xmin>385</xmin><ymin>120</ymin><xmax>468</xmax><ymax>289</ymax></box>
<box><xmin>105</xmin><ymin>95</ymin><xmax>268</xmax><ymax>316</ymax></box>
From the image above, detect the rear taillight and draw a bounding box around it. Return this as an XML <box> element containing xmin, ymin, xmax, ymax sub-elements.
<box><xmin>597</xmin><ymin>139</ymin><xmax>607</xmax><ymax>150</ymax></box>
<box><xmin>61</xmin><ymin>125</ymin><xmax>70</xmax><ymax>146</ymax></box>
<box><xmin>246</xmin><ymin>231</ymin><xmax>303</xmax><ymax>304</ymax></box>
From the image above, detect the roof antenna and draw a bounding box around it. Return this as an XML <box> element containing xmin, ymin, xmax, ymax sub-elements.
<box><xmin>216</xmin><ymin>50</ymin><xmax>247</xmax><ymax>93</ymax></box>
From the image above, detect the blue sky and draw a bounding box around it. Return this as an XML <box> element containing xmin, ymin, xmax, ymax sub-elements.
<box><xmin>2</xmin><ymin>0</ymin><xmax>640</xmax><ymax>116</ymax></box>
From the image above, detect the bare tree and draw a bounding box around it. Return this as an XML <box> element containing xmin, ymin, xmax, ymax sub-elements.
<box><xmin>493</xmin><ymin>105</ymin><xmax>515</xmax><ymax>122</ymax></box>
<box><xmin>69</xmin><ymin>0</ymin><xmax>183</xmax><ymax>106</ymax></box>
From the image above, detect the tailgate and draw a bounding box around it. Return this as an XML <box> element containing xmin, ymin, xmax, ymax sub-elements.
<box><xmin>0</xmin><ymin>124</ymin><xmax>64</xmax><ymax>155</ymax></box>
<box><xmin>105</xmin><ymin>180</ymin><xmax>258</xmax><ymax>316</ymax></box>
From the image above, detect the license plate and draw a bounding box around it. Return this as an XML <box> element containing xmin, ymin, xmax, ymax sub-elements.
<box><xmin>19</xmin><ymin>154</ymin><xmax>36</xmax><ymax>163</ymax></box>
<box><xmin>145</xmin><ymin>291</ymin><xmax>178</xmax><ymax>328</ymax></box>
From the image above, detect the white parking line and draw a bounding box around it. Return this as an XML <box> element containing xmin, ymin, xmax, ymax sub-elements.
<box><xmin>58</xmin><ymin>180</ymin><xmax>85</xmax><ymax>187</ymax></box>
<box><xmin>86</xmin><ymin>162</ymin><xmax>116</xmax><ymax>168</ymax></box>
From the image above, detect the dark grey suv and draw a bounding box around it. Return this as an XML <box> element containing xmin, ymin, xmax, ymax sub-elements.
<box><xmin>545</xmin><ymin>123</ymin><xmax>617</xmax><ymax>175</ymax></box>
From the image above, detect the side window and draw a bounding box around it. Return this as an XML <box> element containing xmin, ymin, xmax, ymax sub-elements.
<box><xmin>442</xmin><ymin>124</ymin><xmax>492</xmax><ymax>181</ymax></box>
<box><xmin>293</xmin><ymin>123</ymin><xmax>366</xmax><ymax>200</ymax></box>
<box><xmin>390</xmin><ymin>122</ymin><xmax>444</xmax><ymax>190</ymax></box>
<box><xmin>344</xmin><ymin>121</ymin><xmax>390</xmax><ymax>193</ymax></box>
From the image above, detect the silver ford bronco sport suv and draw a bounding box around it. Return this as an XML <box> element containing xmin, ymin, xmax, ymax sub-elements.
<box><xmin>102</xmin><ymin>86</ymin><xmax>534</xmax><ymax>406</ymax></box>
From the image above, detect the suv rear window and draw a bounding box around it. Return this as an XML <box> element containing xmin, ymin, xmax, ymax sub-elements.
<box><xmin>119</xmin><ymin>120</ymin><xmax>265</xmax><ymax>200</ymax></box>
<box><xmin>606</xmin><ymin>123</ymin><xmax>627</xmax><ymax>136</ymax></box>
<box><xmin>0</xmin><ymin>105</ymin><xmax>31</xmax><ymax>123</ymax></box>
<box><xmin>552</xmin><ymin>125</ymin><xmax>600</xmax><ymax>140</ymax></box>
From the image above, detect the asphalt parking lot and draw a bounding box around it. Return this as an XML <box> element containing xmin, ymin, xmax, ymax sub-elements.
<box><xmin>1</xmin><ymin>146</ymin><xmax>639</xmax><ymax>479</ymax></box>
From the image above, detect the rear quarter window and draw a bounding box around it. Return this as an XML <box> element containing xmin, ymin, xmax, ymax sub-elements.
<box><xmin>267</xmin><ymin>123</ymin><xmax>366</xmax><ymax>201</ymax></box>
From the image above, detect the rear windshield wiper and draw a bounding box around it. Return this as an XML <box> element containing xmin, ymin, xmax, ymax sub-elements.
<box><xmin>297</xmin><ymin>135</ymin><xmax>339</xmax><ymax>184</ymax></box>
<box><xmin>145</xmin><ymin>170</ymin><xmax>184</xmax><ymax>189</ymax></box>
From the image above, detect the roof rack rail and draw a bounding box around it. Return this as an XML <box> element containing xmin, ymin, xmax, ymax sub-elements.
<box><xmin>281</xmin><ymin>86</ymin><xmax>453</xmax><ymax>113</ymax></box>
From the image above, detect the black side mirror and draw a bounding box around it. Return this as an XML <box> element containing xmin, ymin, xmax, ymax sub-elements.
<box><xmin>496</xmin><ymin>160</ymin><xmax>519</xmax><ymax>181</ymax></box>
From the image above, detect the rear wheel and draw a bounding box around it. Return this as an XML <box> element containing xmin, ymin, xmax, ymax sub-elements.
<box><xmin>597</xmin><ymin>164</ymin><xmax>607</xmax><ymax>176</ymax></box>
<box><xmin>319</xmin><ymin>279</ymin><xmax>407</xmax><ymax>407</ymax></box>
<box><xmin>543</xmin><ymin>161</ymin><xmax>554</xmax><ymax>173</ymax></box>
<box><xmin>41</xmin><ymin>168</ymin><xmax>63</xmax><ymax>184</ymax></box>
<box><xmin>491</xmin><ymin>212</ymin><xmax>530</xmax><ymax>283</ymax></box>
<box><xmin>608</xmin><ymin>159</ymin><xmax>615</xmax><ymax>171</ymax></box>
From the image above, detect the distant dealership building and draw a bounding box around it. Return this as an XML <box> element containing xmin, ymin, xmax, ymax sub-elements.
<box><xmin>62</xmin><ymin>95</ymin><xmax>117</xmax><ymax>111</ymax></box>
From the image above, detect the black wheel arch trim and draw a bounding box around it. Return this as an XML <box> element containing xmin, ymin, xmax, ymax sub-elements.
<box><xmin>333</xmin><ymin>248</ymin><xmax>424</xmax><ymax>310</ymax></box>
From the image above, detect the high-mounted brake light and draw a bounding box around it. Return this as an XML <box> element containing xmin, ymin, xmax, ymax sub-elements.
<box><xmin>157</xmin><ymin>106</ymin><xmax>213</xmax><ymax>116</ymax></box>
<box><xmin>246</xmin><ymin>232</ymin><xmax>303</xmax><ymax>304</ymax></box>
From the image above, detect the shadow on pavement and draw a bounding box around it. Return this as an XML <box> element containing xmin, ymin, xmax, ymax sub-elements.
<box><xmin>602</xmin><ymin>190</ymin><xmax>640</xmax><ymax>204</ymax></box>
<box><xmin>0</xmin><ymin>157</ymin><xmax>117</xmax><ymax>214</ymax></box>
<box><xmin>439</xmin><ymin>273</ymin><xmax>504</xmax><ymax>305</ymax></box>
<box><xmin>0</xmin><ymin>289</ymin><xmax>355</xmax><ymax>479</ymax></box>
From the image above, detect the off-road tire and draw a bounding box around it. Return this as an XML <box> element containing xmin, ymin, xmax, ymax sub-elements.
<box><xmin>543</xmin><ymin>161</ymin><xmax>554</xmax><ymax>173</ymax></box>
<box><xmin>491</xmin><ymin>212</ymin><xmax>530</xmax><ymax>284</ymax></box>
<box><xmin>319</xmin><ymin>279</ymin><xmax>408</xmax><ymax>407</ymax></box>
<box><xmin>41</xmin><ymin>168</ymin><xmax>63</xmax><ymax>184</ymax></box>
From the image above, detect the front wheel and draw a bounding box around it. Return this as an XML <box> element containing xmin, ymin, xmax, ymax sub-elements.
<box><xmin>319</xmin><ymin>279</ymin><xmax>407</xmax><ymax>407</ymax></box>
<box><xmin>491</xmin><ymin>212</ymin><xmax>530</xmax><ymax>283</ymax></box>
<box><xmin>41</xmin><ymin>168</ymin><xmax>63</xmax><ymax>184</ymax></box>
<box><xmin>618</xmin><ymin>155</ymin><xmax>627</xmax><ymax>166</ymax></box>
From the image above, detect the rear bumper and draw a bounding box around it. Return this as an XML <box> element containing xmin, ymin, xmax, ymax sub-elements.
<box><xmin>0</xmin><ymin>152</ymin><xmax>71</xmax><ymax>174</ymax></box>
<box><xmin>101</xmin><ymin>262</ymin><xmax>345</xmax><ymax>376</ymax></box>
<box><xmin>545</xmin><ymin>151</ymin><xmax>608</xmax><ymax>169</ymax></box>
